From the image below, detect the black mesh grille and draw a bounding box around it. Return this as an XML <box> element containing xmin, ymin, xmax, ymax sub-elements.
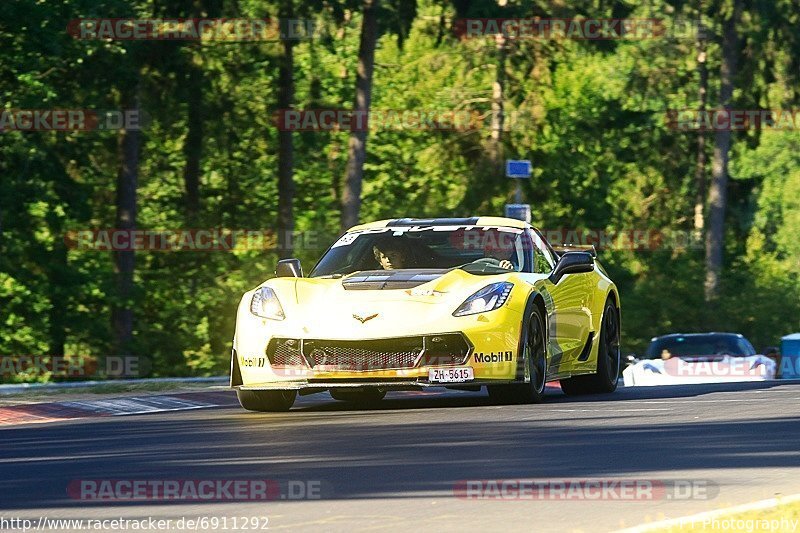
<box><xmin>266</xmin><ymin>334</ymin><xmax>471</xmax><ymax>371</ymax></box>
<box><xmin>303</xmin><ymin>338</ymin><xmax>422</xmax><ymax>371</ymax></box>
<box><xmin>266</xmin><ymin>339</ymin><xmax>307</xmax><ymax>366</ymax></box>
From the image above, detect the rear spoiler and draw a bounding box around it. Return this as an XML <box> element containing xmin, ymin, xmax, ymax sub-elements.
<box><xmin>551</xmin><ymin>244</ymin><xmax>597</xmax><ymax>258</ymax></box>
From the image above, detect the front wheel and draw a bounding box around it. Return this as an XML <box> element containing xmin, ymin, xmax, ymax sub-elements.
<box><xmin>487</xmin><ymin>306</ymin><xmax>547</xmax><ymax>404</ymax></box>
<box><xmin>560</xmin><ymin>300</ymin><xmax>620</xmax><ymax>396</ymax></box>
<box><xmin>237</xmin><ymin>389</ymin><xmax>297</xmax><ymax>412</ymax></box>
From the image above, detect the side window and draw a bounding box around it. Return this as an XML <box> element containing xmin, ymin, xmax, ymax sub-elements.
<box><xmin>528</xmin><ymin>229</ymin><xmax>555</xmax><ymax>274</ymax></box>
<box><xmin>739</xmin><ymin>338</ymin><xmax>756</xmax><ymax>356</ymax></box>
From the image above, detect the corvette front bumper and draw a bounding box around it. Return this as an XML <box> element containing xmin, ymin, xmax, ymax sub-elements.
<box><xmin>233</xmin><ymin>293</ymin><xmax>525</xmax><ymax>387</ymax></box>
<box><xmin>236</xmin><ymin>378</ymin><xmax>519</xmax><ymax>392</ymax></box>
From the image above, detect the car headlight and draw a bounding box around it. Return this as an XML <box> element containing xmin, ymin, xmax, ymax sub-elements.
<box><xmin>453</xmin><ymin>282</ymin><xmax>513</xmax><ymax>317</ymax></box>
<box><xmin>250</xmin><ymin>287</ymin><xmax>285</xmax><ymax>320</ymax></box>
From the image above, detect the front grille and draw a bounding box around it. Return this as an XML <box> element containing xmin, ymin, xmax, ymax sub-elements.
<box><xmin>266</xmin><ymin>339</ymin><xmax>307</xmax><ymax>366</ymax></box>
<box><xmin>266</xmin><ymin>334</ymin><xmax>471</xmax><ymax>371</ymax></box>
<box><xmin>303</xmin><ymin>338</ymin><xmax>422</xmax><ymax>370</ymax></box>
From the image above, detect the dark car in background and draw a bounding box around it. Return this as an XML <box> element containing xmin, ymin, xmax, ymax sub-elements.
<box><xmin>623</xmin><ymin>332</ymin><xmax>780</xmax><ymax>386</ymax></box>
<box><xmin>644</xmin><ymin>333</ymin><xmax>757</xmax><ymax>359</ymax></box>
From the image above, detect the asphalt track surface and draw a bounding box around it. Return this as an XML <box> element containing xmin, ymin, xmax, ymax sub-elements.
<box><xmin>2</xmin><ymin>381</ymin><xmax>800</xmax><ymax>533</ymax></box>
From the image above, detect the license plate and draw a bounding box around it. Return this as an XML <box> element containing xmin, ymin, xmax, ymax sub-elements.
<box><xmin>428</xmin><ymin>367</ymin><xmax>474</xmax><ymax>383</ymax></box>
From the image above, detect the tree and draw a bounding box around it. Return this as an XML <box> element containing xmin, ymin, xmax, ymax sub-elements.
<box><xmin>182</xmin><ymin>54</ymin><xmax>204</xmax><ymax>222</ymax></box>
<box><xmin>277</xmin><ymin>0</ymin><xmax>297</xmax><ymax>257</ymax></box>
<box><xmin>704</xmin><ymin>0</ymin><xmax>743</xmax><ymax>301</ymax></box>
<box><xmin>112</xmin><ymin>87</ymin><xmax>141</xmax><ymax>357</ymax></box>
<box><xmin>694</xmin><ymin>15</ymin><xmax>709</xmax><ymax>234</ymax></box>
<box><xmin>2</xmin><ymin>0</ymin><xmax>800</xmax><ymax>380</ymax></box>
<box><xmin>340</xmin><ymin>0</ymin><xmax>379</xmax><ymax>231</ymax></box>
<box><xmin>340</xmin><ymin>0</ymin><xmax>417</xmax><ymax>230</ymax></box>
<box><xmin>488</xmin><ymin>32</ymin><xmax>506</xmax><ymax>169</ymax></box>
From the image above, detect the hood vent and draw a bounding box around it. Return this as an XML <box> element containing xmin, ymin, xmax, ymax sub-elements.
<box><xmin>342</xmin><ymin>269</ymin><xmax>446</xmax><ymax>290</ymax></box>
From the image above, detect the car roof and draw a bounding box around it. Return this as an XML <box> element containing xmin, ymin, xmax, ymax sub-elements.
<box><xmin>346</xmin><ymin>217</ymin><xmax>531</xmax><ymax>232</ymax></box>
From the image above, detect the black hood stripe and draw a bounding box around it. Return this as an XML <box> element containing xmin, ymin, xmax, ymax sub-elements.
<box><xmin>342</xmin><ymin>269</ymin><xmax>447</xmax><ymax>290</ymax></box>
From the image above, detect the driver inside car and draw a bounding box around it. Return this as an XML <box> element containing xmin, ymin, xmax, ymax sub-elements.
<box><xmin>482</xmin><ymin>242</ymin><xmax>516</xmax><ymax>271</ymax></box>
<box><xmin>373</xmin><ymin>237</ymin><xmax>412</xmax><ymax>270</ymax></box>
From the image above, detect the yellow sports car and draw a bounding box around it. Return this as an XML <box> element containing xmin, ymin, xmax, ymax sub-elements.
<box><xmin>231</xmin><ymin>217</ymin><xmax>621</xmax><ymax>411</ymax></box>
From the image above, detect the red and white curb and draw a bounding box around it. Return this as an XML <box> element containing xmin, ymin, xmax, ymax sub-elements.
<box><xmin>0</xmin><ymin>392</ymin><xmax>236</xmax><ymax>427</ymax></box>
<box><xmin>0</xmin><ymin>383</ymin><xmax>567</xmax><ymax>427</ymax></box>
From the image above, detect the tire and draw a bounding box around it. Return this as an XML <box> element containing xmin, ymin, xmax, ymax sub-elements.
<box><xmin>487</xmin><ymin>305</ymin><xmax>547</xmax><ymax>404</ymax></box>
<box><xmin>330</xmin><ymin>388</ymin><xmax>386</xmax><ymax>404</ymax></box>
<box><xmin>560</xmin><ymin>300</ymin><xmax>620</xmax><ymax>396</ymax></box>
<box><xmin>236</xmin><ymin>389</ymin><xmax>297</xmax><ymax>412</ymax></box>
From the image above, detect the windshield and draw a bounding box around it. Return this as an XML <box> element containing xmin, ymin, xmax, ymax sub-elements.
<box><xmin>310</xmin><ymin>226</ymin><xmax>530</xmax><ymax>277</ymax></box>
<box><xmin>644</xmin><ymin>334</ymin><xmax>756</xmax><ymax>359</ymax></box>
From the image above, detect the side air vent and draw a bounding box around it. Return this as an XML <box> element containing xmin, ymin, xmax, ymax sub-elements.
<box><xmin>577</xmin><ymin>332</ymin><xmax>595</xmax><ymax>362</ymax></box>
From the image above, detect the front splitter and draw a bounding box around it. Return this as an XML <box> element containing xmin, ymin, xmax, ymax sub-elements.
<box><xmin>236</xmin><ymin>379</ymin><xmax>519</xmax><ymax>391</ymax></box>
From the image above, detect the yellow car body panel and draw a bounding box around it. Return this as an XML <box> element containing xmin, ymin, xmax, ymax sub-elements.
<box><xmin>231</xmin><ymin>217</ymin><xmax>619</xmax><ymax>392</ymax></box>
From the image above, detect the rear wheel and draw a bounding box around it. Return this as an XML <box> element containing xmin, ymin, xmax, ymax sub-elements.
<box><xmin>560</xmin><ymin>300</ymin><xmax>620</xmax><ymax>396</ymax></box>
<box><xmin>236</xmin><ymin>389</ymin><xmax>297</xmax><ymax>412</ymax></box>
<box><xmin>330</xmin><ymin>388</ymin><xmax>386</xmax><ymax>404</ymax></box>
<box><xmin>487</xmin><ymin>306</ymin><xmax>547</xmax><ymax>404</ymax></box>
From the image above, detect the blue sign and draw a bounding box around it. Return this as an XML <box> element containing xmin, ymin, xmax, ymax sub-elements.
<box><xmin>504</xmin><ymin>204</ymin><xmax>531</xmax><ymax>223</ymax></box>
<box><xmin>506</xmin><ymin>160</ymin><xmax>531</xmax><ymax>178</ymax></box>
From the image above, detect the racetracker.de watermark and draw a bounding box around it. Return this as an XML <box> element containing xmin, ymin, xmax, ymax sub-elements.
<box><xmin>0</xmin><ymin>516</ymin><xmax>271</xmax><ymax>532</ymax></box>
<box><xmin>0</xmin><ymin>109</ymin><xmax>145</xmax><ymax>132</ymax></box>
<box><xmin>64</xmin><ymin>229</ymin><xmax>324</xmax><ymax>252</ymax></box>
<box><xmin>448</xmin><ymin>228</ymin><xmax>705</xmax><ymax>252</ymax></box>
<box><xmin>274</xmin><ymin>108</ymin><xmax>533</xmax><ymax>132</ymax></box>
<box><xmin>68</xmin><ymin>479</ymin><xmax>324</xmax><ymax>501</ymax></box>
<box><xmin>658</xmin><ymin>357</ymin><xmax>773</xmax><ymax>378</ymax></box>
<box><xmin>0</xmin><ymin>355</ymin><xmax>149</xmax><ymax>380</ymax></box>
<box><xmin>68</xmin><ymin>18</ymin><xmax>318</xmax><ymax>41</ymax></box>
<box><xmin>667</xmin><ymin>109</ymin><xmax>800</xmax><ymax>131</ymax></box>
<box><xmin>453</xmin><ymin>479</ymin><xmax>718</xmax><ymax>500</ymax></box>
<box><xmin>65</xmin><ymin>227</ymin><xmax>706</xmax><ymax>253</ymax></box>
<box><xmin>453</xmin><ymin>18</ymin><xmax>705</xmax><ymax>40</ymax></box>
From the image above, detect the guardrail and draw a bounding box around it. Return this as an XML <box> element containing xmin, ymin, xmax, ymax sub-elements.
<box><xmin>0</xmin><ymin>376</ymin><xmax>229</xmax><ymax>395</ymax></box>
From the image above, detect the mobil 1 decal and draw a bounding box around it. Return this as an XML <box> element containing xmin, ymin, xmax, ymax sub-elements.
<box><xmin>473</xmin><ymin>351</ymin><xmax>513</xmax><ymax>363</ymax></box>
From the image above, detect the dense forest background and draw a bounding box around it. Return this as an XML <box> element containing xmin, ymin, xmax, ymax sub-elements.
<box><xmin>2</xmin><ymin>0</ymin><xmax>800</xmax><ymax>381</ymax></box>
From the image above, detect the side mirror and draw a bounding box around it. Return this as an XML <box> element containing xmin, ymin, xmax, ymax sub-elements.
<box><xmin>760</xmin><ymin>347</ymin><xmax>781</xmax><ymax>378</ymax></box>
<box><xmin>276</xmin><ymin>258</ymin><xmax>303</xmax><ymax>278</ymax></box>
<box><xmin>549</xmin><ymin>251</ymin><xmax>593</xmax><ymax>284</ymax></box>
<box><xmin>626</xmin><ymin>354</ymin><xmax>640</xmax><ymax>366</ymax></box>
